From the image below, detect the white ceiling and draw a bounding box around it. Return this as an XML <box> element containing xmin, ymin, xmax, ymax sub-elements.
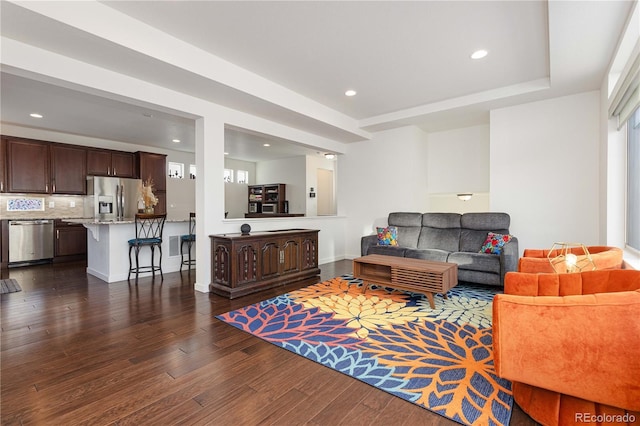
<box><xmin>0</xmin><ymin>1</ymin><xmax>634</xmax><ymax>160</ymax></box>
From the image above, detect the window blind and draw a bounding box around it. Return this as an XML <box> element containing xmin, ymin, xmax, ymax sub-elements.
<box><xmin>610</xmin><ymin>50</ymin><xmax>640</xmax><ymax>129</ymax></box>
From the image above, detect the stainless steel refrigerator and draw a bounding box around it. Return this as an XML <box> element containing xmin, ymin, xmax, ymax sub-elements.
<box><xmin>85</xmin><ymin>176</ymin><xmax>142</xmax><ymax>221</ymax></box>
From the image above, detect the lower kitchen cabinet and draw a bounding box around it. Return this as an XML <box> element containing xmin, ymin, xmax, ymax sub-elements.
<box><xmin>210</xmin><ymin>229</ymin><xmax>320</xmax><ymax>298</ymax></box>
<box><xmin>1</xmin><ymin>220</ymin><xmax>8</xmax><ymax>270</ymax></box>
<box><xmin>54</xmin><ymin>220</ymin><xmax>87</xmax><ymax>262</ymax></box>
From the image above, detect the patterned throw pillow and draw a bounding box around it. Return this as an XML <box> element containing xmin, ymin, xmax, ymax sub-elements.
<box><xmin>479</xmin><ymin>232</ymin><xmax>512</xmax><ymax>255</ymax></box>
<box><xmin>376</xmin><ymin>226</ymin><xmax>398</xmax><ymax>246</ymax></box>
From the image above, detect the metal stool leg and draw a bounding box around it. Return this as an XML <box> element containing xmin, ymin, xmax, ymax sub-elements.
<box><xmin>180</xmin><ymin>240</ymin><xmax>185</xmax><ymax>271</ymax></box>
<box><xmin>158</xmin><ymin>244</ymin><xmax>163</xmax><ymax>279</ymax></box>
<box><xmin>128</xmin><ymin>245</ymin><xmax>133</xmax><ymax>280</ymax></box>
<box><xmin>134</xmin><ymin>245</ymin><xmax>141</xmax><ymax>281</ymax></box>
<box><xmin>151</xmin><ymin>245</ymin><xmax>156</xmax><ymax>277</ymax></box>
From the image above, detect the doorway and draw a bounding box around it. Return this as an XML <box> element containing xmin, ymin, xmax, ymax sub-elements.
<box><xmin>316</xmin><ymin>168</ymin><xmax>335</xmax><ymax>216</ymax></box>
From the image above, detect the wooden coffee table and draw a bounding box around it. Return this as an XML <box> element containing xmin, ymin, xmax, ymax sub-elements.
<box><xmin>352</xmin><ymin>254</ymin><xmax>458</xmax><ymax>309</ymax></box>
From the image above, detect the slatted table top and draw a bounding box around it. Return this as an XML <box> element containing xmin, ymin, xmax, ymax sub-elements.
<box><xmin>353</xmin><ymin>254</ymin><xmax>457</xmax><ymax>273</ymax></box>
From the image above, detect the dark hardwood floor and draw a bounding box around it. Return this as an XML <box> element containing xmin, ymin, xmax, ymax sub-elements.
<box><xmin>1</xmin><ymin>261</ymin><xmax>538</xmax><ymax>425</ymax></box>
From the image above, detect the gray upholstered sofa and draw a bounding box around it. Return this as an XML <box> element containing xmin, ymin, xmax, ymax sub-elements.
<box><xmin>360</xmin><ymin>212</ymin><xmax>519</xmax><ymax>287</ymax></box>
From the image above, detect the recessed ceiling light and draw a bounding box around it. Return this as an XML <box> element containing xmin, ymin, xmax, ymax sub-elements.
<box><xmin>345</xmin><ymin>89</ymin><xmax>357</xmax><ymax>97</ymax></box>
<box><xmin>29</xmin><ymin>113</ymin><xmax>43</xmax><ymax>118</ymax></box>
<box><xmin>224</xmin><ymin>152</ymin><xmax>229</xmax><ymax>155</ymax></box>
<box><xmin>263</xmin><ymin>143</ymin><xmax>271</xmax><ymax>147</ymax></box>
<box><xmin>471</xmin><ymin>49</ymin><xmax>488</xmax><ymax>59</ymax></box>
<box><xmin>324</xmin><ymin>153</ymin><xmax>336</xmax><ymax>159</ymax></box>
<box><xmin>172</xmin><ymin>139</ymin><xmax>181</xmax><ymax>143</ymax></box>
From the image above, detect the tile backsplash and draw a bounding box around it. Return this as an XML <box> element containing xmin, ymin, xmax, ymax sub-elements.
<box><xmin>7</xmin><ymin>197</ymin><xmax>45</xmax><ymax>212</ymax></box>
<box><xmin>0</xmin><ymin>194</ymin><xmax>86</xmax><ymax>220</ymax></box>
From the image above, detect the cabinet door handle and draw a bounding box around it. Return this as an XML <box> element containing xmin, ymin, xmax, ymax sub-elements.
<box><xmin>279</xmin><ymin>249</ymin><xmax>284</xmax><ymax>264</ymax></box>
<box><xmin>56</xmin><ymin>230</ymin><xmax>59</xmax><ymax>240</ymax></box>
<box><xmin>113</xmin><ymin>168</ymin><xmax>116</xmax><ymax>176</ymax></box>
<box><xmin>0</xmin><ymin>181</ymin><xmax>3</xmax><ymax>192</ymax></box>
<box><xmin>45</xmin><ymin>183</ymin><xmax>49</xmax><ymax>193</ymax></box>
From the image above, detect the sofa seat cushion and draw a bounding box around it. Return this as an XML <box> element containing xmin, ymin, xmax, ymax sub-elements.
<box><xmin>367</xmin><ymin>245</ymin><xmax>407</xmax><ymax>257</ymax></box>
<box><xmin>404</xmin><ymin>248</ymin><xmax>450</xmax><ymax>262</ymax></box>
<box><xmin>448</xmin><ymin>252</ymin><xmax>501</xmax><ymax>274</ymax></box>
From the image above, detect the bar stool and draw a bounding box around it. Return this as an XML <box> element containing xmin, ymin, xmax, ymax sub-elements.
<box><xmin>180</xmin><ymin>212</ymin><xmax>196</xmax><ymax>271</ymax></box>
<box><xmin>128</xmin><ymin>214</ymin><xmax>166</xmax><ymax>281</ymax></box>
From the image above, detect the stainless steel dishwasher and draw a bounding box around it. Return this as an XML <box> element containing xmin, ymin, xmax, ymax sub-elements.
<box><xmin>9</xmin><ymin>219</ymin><xmax>55</xmax><ymax>264</ymax></box>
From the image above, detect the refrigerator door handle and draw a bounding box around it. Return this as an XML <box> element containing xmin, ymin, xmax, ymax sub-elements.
<box><xmin>115</xmin><ymin>184</ymin><xmax>121</xmax><ymax>219</ymax></box>
<box><xmin>119</xmin><ymin>184</ymin><xmax>124</xmax><ymax>219</ymax></box>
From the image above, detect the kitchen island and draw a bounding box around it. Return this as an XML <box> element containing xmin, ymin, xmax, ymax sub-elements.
<box><xmin>65</xmin><ymin>218</ymin><xmax>190</xmax><ymax>283</ymax></box>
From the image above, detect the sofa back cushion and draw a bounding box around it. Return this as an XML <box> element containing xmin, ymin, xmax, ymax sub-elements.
<box><xmin>417</xmin><ymin>213</ymin><xmax>461</xmax><ymax>252</ymax></box>
<box><xmin>388</xmin><ymin>212</ymin><xmax>422</xmax><ymax>248</ymax></box>
<box><xmin>460</xmin><ymin>213</ymin><xmax>511</xmax><ymax>252</ymax></box>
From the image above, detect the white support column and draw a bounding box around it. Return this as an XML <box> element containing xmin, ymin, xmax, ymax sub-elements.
<box><xmin>194</xmin><ymin>114</ymin><xmax>225</xmax><ymax>293</ymax></box>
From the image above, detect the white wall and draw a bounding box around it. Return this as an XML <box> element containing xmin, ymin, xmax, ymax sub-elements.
<box><xmin>255</xmin><ymin>156</ymin><xmax>306</xmax><ymax>214</ymax></box>
<box><xmin>164</xmin><ymin>150</ymin><xmax>196</xmax><ymax>220</ymax></box>
<box><xmin>427</xmin><ymin>124</ymin><xmax>490</xmax><ymax>194</ymax></box>
<box><xmin>490</xmin><ymin>91</ymin><xmax>601</xmax><ymax>253</ymax></box>
<box><xmin>428</xmin><ymin>193</ymin><xmax>490</xmax><ymax>214</ymax></box>
<box><xmin>341</xmin><ymin>126</ymin><xmax>429</xmax><ymax>258</ymax></box>
<box><xmin>224</xmin><ymin>158</ymin><xmax>256</xmax><ymax>219</ymax></box>
<box><xmin>426</xmin><ymin>124</ymin><xmax>491</xmax><ymax>213</ymax></box>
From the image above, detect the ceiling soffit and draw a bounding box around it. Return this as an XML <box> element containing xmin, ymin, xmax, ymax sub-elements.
<box><xmin>0</xmin><ymin>1</ymin><xmax>634</xmax><ymax>150</ymax></box>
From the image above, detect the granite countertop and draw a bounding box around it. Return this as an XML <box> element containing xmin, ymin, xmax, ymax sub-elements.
<box><xmin>65</xmin><ymin>218</ymin><xmax>188</xmax><ymax>225</ymax></box>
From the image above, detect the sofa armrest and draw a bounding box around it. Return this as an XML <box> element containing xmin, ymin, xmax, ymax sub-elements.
<box><xmin>493</xmin><ymin>290</ymin><xmax>640</xmax><ymax>411</ymax></box>
<box><xmin>361</xmin><ymin>234</ymin><xmax>378</xmax><ymax>256</ymax></box>
<box><xmin>499</xmin><ymin>236</ymin><xmax>519</xmax><ymax>284</ymax></box>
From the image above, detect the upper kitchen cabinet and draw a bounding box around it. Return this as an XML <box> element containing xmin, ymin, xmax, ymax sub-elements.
<box><xmin>5</xmin><ymin>137</ymin><xmax>50</xmax><ymax>193</ymax></box>
<box><xmin>136</xmin><ymin>152</ymin><xmax>167</xmax><ymax>191</ymax></box>
<box><xmin>50</xmin><ymin>144</ymin><xmax>87</xmax><ymax>194</ymax></box>
<box><xmin>137</xmin><ymin>151</ymin><xmax>167</xmax><ymax>214</ymax></box>
<box><xmin>87</xmin><ymin>148</ymin><xmax>135</xmax><ymax>178</ymax></box>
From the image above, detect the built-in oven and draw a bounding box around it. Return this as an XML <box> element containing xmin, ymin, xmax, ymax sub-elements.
<box><xmin>261</xmin><ymin>203</ymin><xmax>278</xmax><ymax>214</ymax></box>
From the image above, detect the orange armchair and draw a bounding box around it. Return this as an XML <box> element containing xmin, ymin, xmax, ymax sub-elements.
<box><xmin>518</xmin><ymin>246</ymin><xmax>623</xmax><ymax>273</ymax></box>
<box><xmin>493</xmin><ymin>270</ymin><xmax>640</xmax><ymax>426</ymax></box>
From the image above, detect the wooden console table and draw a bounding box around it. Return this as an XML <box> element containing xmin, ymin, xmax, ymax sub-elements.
<box><xmin>353</xmin><ymin>254</ymin><xmax>458</xmax><ymax>309</ymax></box>
<box><xmin>210</xmin><ymin>229</ymin><xmax>320</xmax><ymax>298</ymax></box>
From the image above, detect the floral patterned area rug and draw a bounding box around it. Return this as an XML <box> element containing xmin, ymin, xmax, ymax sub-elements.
<box><xmin>216</xmin><ymin>275</ymin><xmax>513</xmax><ymax>425</ymax></box>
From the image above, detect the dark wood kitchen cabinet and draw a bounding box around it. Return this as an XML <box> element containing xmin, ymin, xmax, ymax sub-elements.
<box><xmin>136</xmin><ymin>152</ymin><xmax>166</xmax><ymax>190</ymax></box>
<box><xmin>87</xmin><ymin>149</ymin><xmax>135</xmax><ymax>178</ymax></box>
<box><xmin>153</xmin><ymin>192</ymin><xmax>167</xmax><ymax>215</ymax></box>
<box><xmin>5</xmin><ymin>137</ymin><xmax>50</xmax><ymax>193</ymax></box>
<box><xmin>50</xmin><ymin>144</ymin><xmax>87</xmax><ymax>194</ymax></box>
<box><xmin>1</xmin><ymin>220</ymin><xmax>8</xmax><ymax>270</ymax></box>
<box><xmin>54</xmin><ymin>220</ymin><xmax>87</xmax><ymax>262</ymax></box>
<box><xmin>136</xmin><ymin>151</ymin><xmax>167</xmax><ymax>213</ymax></box>
<box><xmin>210</xmin><ymin>229</ymin><xmax>320</xmax><ymax>298</ymax></box>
